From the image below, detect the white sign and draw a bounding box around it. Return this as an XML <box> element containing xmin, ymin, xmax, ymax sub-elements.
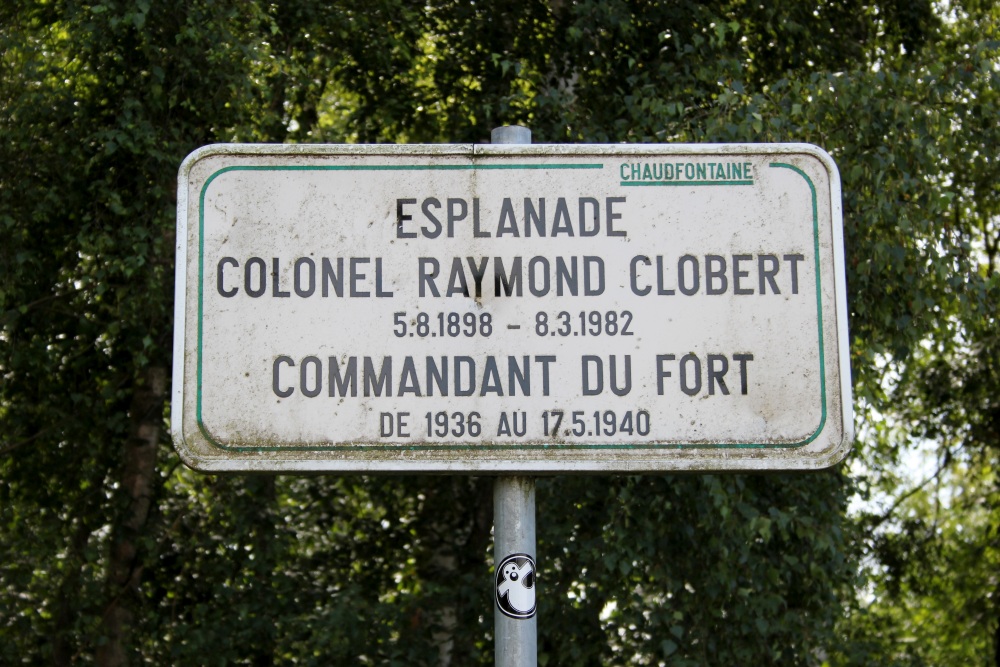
<box><xmin>172</xmin><ymin>143</ymin><xmax>852</xmax><ymax>473</ymax></box>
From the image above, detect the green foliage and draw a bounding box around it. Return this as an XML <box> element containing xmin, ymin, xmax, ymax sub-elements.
<box><xmin>539</xmin><ymin>474</ymin><xmax>851</xmax><ymax>665</ymax></box>
<box><xmin>2</xmin><ymin>0</ymin><xmax>998</xmax><ymax>665</ymax></box>
<box><xmin>0</xmin><ymin>0</ymin><xmax>276</xmax><ymax>662</ymax></box>
<box><xmin>838</xmin><ymin>462</ymin><xmax>999</xmax><ymax>666</ymax></box>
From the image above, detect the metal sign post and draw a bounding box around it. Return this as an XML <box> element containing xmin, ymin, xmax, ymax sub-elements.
<box><xmin>172</xmin><ymin>132</ymin><xmax>853</xmax><ymax>664</ymax></box>
<box><xmin>494</xmin><ymin>475</ymin><xmax>537</xmax><ymax>665</ymax></box>
<box><xmin>491</xmin><ymin>126</ymin><xmax>537</xmax><ymax>667</ymax></box>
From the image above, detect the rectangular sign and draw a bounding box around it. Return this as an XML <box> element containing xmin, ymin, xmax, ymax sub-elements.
<box><xmin>172</xmin><ymin>143</ymin><xmax>853</xmax><ymax>472</ymax></box>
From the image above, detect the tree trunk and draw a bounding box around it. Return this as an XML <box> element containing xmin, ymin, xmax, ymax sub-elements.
<box><xmin>994</xmin><ymin>604</ymin><xmax>999</xmax><ymax>667</ymax></box>
<box><xmin>421</xmin><ymin>477</ymin><xmax>493</xmax><ymax>666</ymax></box>
<box><xmin>96</xmin><ymin>367</ymin><xmax>166</xmax><ymax>667</ymax></box>
<box><xmin>51</xmin><ymin>518</ymin><xmax>95</xmax><ymax>666</ymax></box>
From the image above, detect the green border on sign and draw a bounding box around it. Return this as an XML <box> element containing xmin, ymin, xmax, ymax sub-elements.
<box><xmin>620</xmin><ymin>180</ymin><xmax>754</xmax><ymax>187</ymax></box>
<box><xmin>195</xmin><ymin>161</ymin><xmax>826</xmax><ymax>453</ymax></box>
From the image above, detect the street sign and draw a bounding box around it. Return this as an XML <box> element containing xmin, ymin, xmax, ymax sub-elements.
<box><xmin>172</xmin><ymin>143</ymin><xmax>852</xmax><ymax>473</ymax></box>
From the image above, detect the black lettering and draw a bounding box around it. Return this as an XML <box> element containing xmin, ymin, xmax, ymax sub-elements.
<box><xmin>551</xmin><ymin>198</ymin><xmax>573</xmax><ymax>236</ymax></box>
<box><xmin>630</xmin><ymin>255</ymin><xmax>651</xmax><ymax>296</ymax></box>
<box><xmin>733</xmin><ymin>354</ymin><xmax>753</xmax><ymax>394</ymax></box>
<box><xmin>272</xmin><ymin>356</ymin><xmax>294</xmax><ymax>398</ymax></box>
<box><xmin>555</xmin><ymin>256</ymin><xmax>578</xmax><ymax>296</ymax></box>
<box><xmin>447</xmin><ymin>258</ymin><xmax>470</xmax><ymax>297</ymax></box>
<box><xmin>528</xmin><ymin>257</ymin><xmax>550</xmax><ymax>296</ymax></box>
<box><xmin>579</xmin><ymin>197</ymin><xmax>599</xmax><ymax>236</ymax></box>
<box><xmin>497</xmin><ymin>413</ymin><xmax>512</xmax><ymax>436</ymax></box>
<box><xmin>375</xmin><ymin>258</ymin><xmax>393</xmax><ymax>297</ymax></box>
<box><xmin>524</xmin><ymin>198</ymin><xmax>545</xmax><ymax>237</ymax></box>
<box><xmin>656</xmin><ymin>256</ymin><xmax>675</xmax><ymax>295</ymax></box>
<box><xmin>497</xmin><ymin>198</ymin><xmax>519</xmax><ymax>237</ymax></box>
<box><xmin>466</xmin><ymin>257</ymin><xmax>489</xmax><ymax>297</ymax></box>
<box><xmin>426</xmin><ymin>356</ymin><xmax>448</xmax><ymax>396</ymax></box>
<box><xmin>421</xmin><ymin>198</ymin><xmax>443</xmax><ymax>238</ymax></box>
<box><xmin>732</xmin><ymin>255</ymin><xmax>753</xmax><ymax>295</ymax></box>
<box><xmin>656</xmin><ymin>354</ymin><xmax>675</xmax><ymax>395</ymax></box>
<box><xmin>509</xmin><ymin>356</ymin><xmax>530</xmax><ymax>396</ymax></box>
<box><xmin>329</xmin><ymin>357</ymin><xmax>357</xmax><ymax>397</ymax></box>
<box><xmin>495</xmin><ymin>257</ymin><xmax>522</xmax><ymax>297</ymax></box>
<box><xmin>218</xmin><ymin>257</ymin><xmax>239</xmax><ymax>297</ymax></box>
<box><xmin>419</xmin><ymin>258</ymin><xmax>441</xmax><ymax>297</ymax></box>
<box><xmin>472</xmin><ymin>198</ymin><xmax>490</xmax><ymax>238</ymax></box>
<box><xmin>245</xmin><ymin>257</ymin><xmax>266</xmax><ymax>298</ymax></box>
<box><xmin>584</xmin><ymin>256</ymin><xmax>605</xmax><ymax>295</ymax></box>
<box><xmin>396</xmin><ymin>198</ymin><xmax>417</xmax><ymax>238</ymax></box>
<box><xmin>350</xmin><ymin>257</ymin><xmax>370</xmax><ymax>297</ymax></box>
<box><xmin>363</xmin><ymin>357</ymin><xmax>392</xmax><ymax>397</ymax></box>
<box><xmin>379</xmin><ymin>412</ymin><xmax>411</xmax><ymax>437</ymax></box>
<box><xmin>784</xmin><ymin>254</ymin><xmax>804</xmax><ymax>294</ymax></box>
<box><xmin>758</xmin><ymin>254</ymin><xmax>781</xmax><ymax>294</ymax></box>
<box><xmin>706</xmin><ymin>354</ymin><xmax>730</xmax><ymax>395</ymax></box>
<box><xmin>455</xmin><ymin>356</ymin><xmax>475</xmax><ymax>396</ymax></box>
<box><xmin>272</xmin><ymin>258</ymin><xmax>290</xmax><ymax>297</ymax></box>
<box><xmin>535</xmin><ymin>355</ymin><xmax>555</xmax><ymax>396</ymax></box>
<box><xmin>610</xmin><ymin>355</ymin><xmax>631</xmax><ymax>396</ymax></box>
<box><xmin>678</xmin><ymin>255</ymin><xmax>700</xmax><ymax>296</ymax></box>
<box><xmin>481</xmin><ymin>357</ymin><xmax>503</xmax><ymax>396</ymax></box>
<box><xmin>398</xmin><ymin>356</ymin><xmax>422</xmax><ymax>396</ymax></box>
<box><xmin>706</xmin><ymin>255</ymin><xmax>727</xmax><ymax>295</ymax></box>
<box><xmin>582</xmin><ymin>355</ymin><xmax>603</xmax><ymax>396</ymax></box>
<box><xmin>322</xmin><ymin>258</ymin><xmax>344</xmax><ymax>297</ymax></box>
<box><xmin>300</xmin><ymin>356</ymin><xmax>322</xmax><ymax>397</ymax></box>
<box><xmin>380</xmin><ymin>412</ymin><xmax>394</xmax><ymax>436</ymax></box>
<box><xmin>446</xmin><ymin>198</ymin><xmax>467</xmax><ymax>237</ymax></box>
<box><xmin>294</xmin><ymin>257</ymin><xmax>316</xmax><ymax>297</ymax></box>
<box><xmin>679</xmin><ymin>353</ymin><xmax>702</xmax><ymax>396</ymax></box>
<box><xmin>606</xmin><ymin>197</ymin><xmax>627</xmax><ymax>237</ymax></box>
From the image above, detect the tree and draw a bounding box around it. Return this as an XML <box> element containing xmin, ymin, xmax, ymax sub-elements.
<box><xmin>0</xmin><ymin>1</ymin><xmax>277</xmax><ymax>663</ymax></box>
<box><xmin>823</xmin><ymin>6</ymin><xmax>1000</xmax><ymax>664</ymax></box>
<box><xmin>2</xmin><ymin>0</ymin><xmax>997</xmax><ymax>665</ymax></box>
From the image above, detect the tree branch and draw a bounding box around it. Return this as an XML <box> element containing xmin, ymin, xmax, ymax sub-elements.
<box><xmin>868</xmin><ymin>449</ymin><xmax>953</xmax><ymax>530</ymax></box>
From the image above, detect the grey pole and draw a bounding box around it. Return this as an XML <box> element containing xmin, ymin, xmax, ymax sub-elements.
<box><xmin>491</xmin><ymin>125</ymin><xmax>537</xmax><ymax>667</ymax></box>
<box><xmin>491</xmin><ymin>125</ymin><xmax>532</xmax><ymax>145</ymax></box>
<box><xmin>494</xmin><ymin>477</ymin><xmax>537</xmax><ymax>666</ymax></box>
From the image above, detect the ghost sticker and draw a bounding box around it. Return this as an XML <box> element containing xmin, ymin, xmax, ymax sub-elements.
<box><xmin>495</xmin><ymin>553</ymin><xmax>536</xmax><ymax>619</ymax></box>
